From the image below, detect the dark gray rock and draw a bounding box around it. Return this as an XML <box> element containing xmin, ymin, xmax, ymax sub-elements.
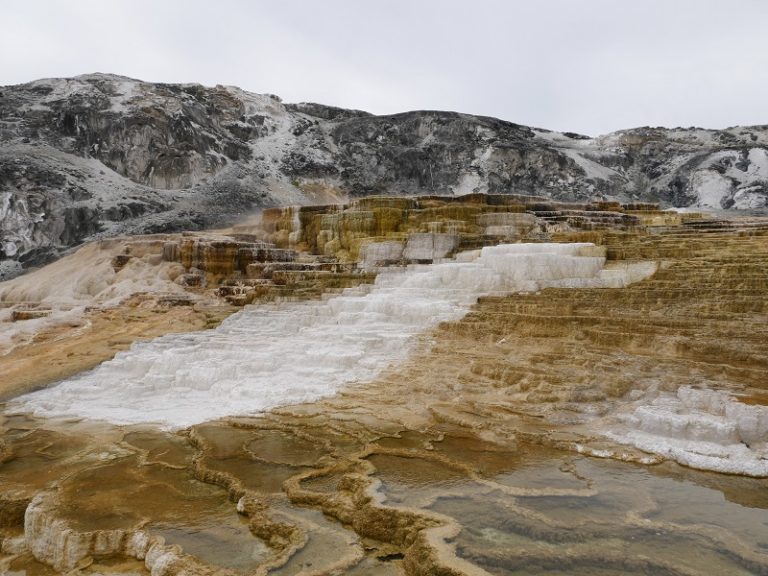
<box><xmin>1</xmin><ymin>73</ymin><xmax>767</xmax><ymax>278</ymax></box>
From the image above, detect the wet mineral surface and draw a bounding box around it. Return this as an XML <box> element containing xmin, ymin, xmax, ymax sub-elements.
<box><xmin>1</xmin><ymin>410</ymin><xmax>767</xmax><ymax>576</ymax></box>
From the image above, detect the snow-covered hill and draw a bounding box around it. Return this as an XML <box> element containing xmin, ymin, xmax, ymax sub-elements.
<box><xmin>1</xmin><ymin>73</ymin><xmax>767</xmax><ymax>277</ymax></box>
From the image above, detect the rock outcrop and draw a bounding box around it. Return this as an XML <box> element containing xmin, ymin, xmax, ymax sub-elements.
<box><xmin>2</xmin><ymin>73</ymin><xmax>768</xmax><ymax>277</ymax></box>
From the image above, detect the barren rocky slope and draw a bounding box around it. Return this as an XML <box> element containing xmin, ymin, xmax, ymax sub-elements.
<box><xmin>2</xmin><ymin>73</ymin><xmax>768</xmax><ymax>278</ymax></box>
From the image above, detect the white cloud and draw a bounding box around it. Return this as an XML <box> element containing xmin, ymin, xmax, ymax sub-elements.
<box><xmin>2</xmin><ymin>0</ymin><xmax>767</xmax><ymax>135</ymax></box>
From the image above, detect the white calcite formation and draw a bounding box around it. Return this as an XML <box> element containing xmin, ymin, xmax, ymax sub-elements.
<box><xmin>0</xmin><ymin>239</ymin><xmax>191</xmax><ymax>357</ymax></box>
<box><xmin>359</xmin><ymin>240</ymin><xmax>405</xmax><ymax>270</ymax></box>
<box><xmin>402</xmin><ymin>233</ymin><xmax>458</xmax><ymax>262</ymax></box>
<box><xmin>478</xmin><ymin>212</ymin><xmax>538</xmax><ymax>238</ymax></box>
<box><xmin>603</xmin><ymin>386</ymin><xmax>768</xmax><ymax>477</ymax></box>
<box><xmin>23</xmin><ymin>491</ymin><xmax>206</xmax><ymax>574</ymax></box>
<box><xmin>11</xmin><ymin>244</ymin><xmax>652</xmax><ymax>429</ymax></box>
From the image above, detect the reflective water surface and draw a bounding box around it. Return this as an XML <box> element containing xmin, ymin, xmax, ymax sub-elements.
<box><xmin>1</xmin><ymin>411</ymin><xmax>768</xmax><ymax>576</ymax></box>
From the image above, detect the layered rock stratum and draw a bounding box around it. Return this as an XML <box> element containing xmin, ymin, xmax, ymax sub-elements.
<box><xmin>2</xmin><ymin>73</ymin><xmax>768</xmax><ymax>278</ymax></box>
<box><xmin>1</xmin><ymin>194</ymin><xmax>767</xmax><ymax>575</ymax></box>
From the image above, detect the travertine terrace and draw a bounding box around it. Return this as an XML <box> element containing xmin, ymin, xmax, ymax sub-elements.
<box><xmin>1</xmin><ymin>195</ymin><xmax>767</xmax><ymax>575</ymax></box>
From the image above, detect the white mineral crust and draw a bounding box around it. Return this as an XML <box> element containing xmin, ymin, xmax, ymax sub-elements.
<box><xmin>12</xmin><ymin>244</ymin><xmax>649</xmax><ymax>429</ymax></box>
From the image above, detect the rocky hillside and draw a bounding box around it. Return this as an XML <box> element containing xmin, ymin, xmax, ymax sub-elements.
<box><xmin>1</xmin><ymin>73</ymin><xmax>767</xmax><ymax>277</ymax></box>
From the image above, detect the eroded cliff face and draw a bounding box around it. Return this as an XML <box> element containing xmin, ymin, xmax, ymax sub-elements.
<box><xmin>2</xmin><ymin>73</ymin><xmax>768</xmax><ymax>277</ymax></box>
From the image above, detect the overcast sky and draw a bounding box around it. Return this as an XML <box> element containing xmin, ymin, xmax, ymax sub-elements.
<box><xmin>3</xmin><ymin>0</ymin><xmax>767</xmax><ymax>135</ymax></box>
